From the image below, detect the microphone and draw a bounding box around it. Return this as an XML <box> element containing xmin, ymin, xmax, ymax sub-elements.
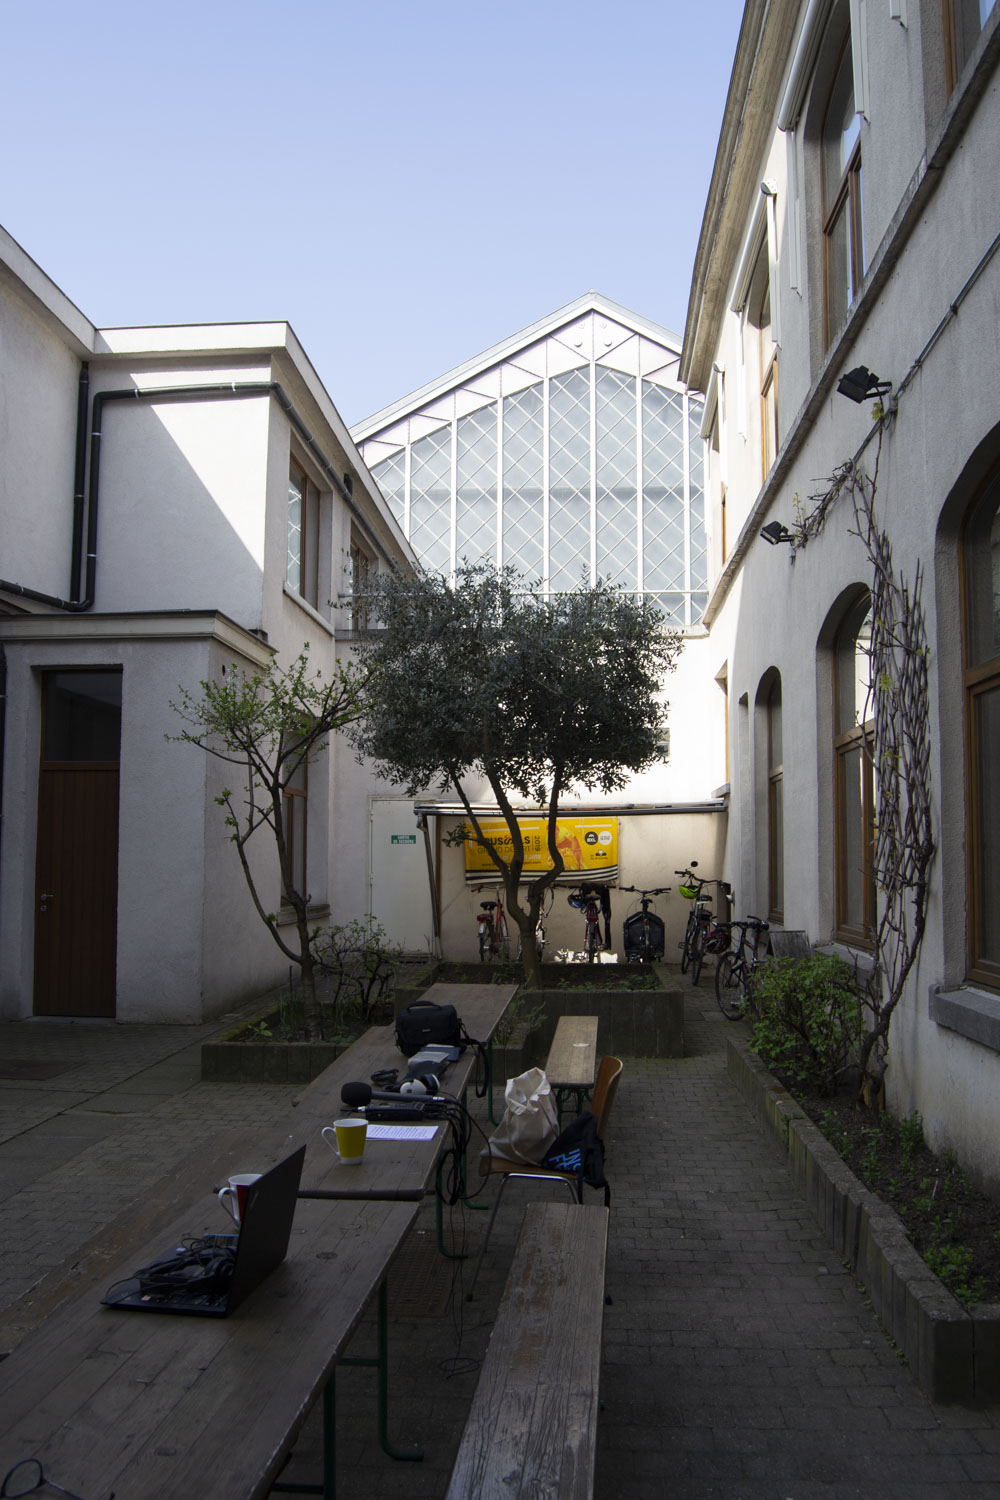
<box><xmin>341</xmin><ymin>1080</ymin><xmax>448</xmax><ymax>1111</ymax></box>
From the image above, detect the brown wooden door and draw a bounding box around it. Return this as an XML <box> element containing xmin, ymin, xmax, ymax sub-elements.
<box><xmin>34</xmin><ymin>672</ymin><xmax>121</xmax><ymax>1018</ymax></box>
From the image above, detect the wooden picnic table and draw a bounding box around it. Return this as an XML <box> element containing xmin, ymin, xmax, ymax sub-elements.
<box><xmin>0</xmin><ymin>982</ymin><xmax>517</xmax><ymax>1500</ymax></box>
<box><xmin>545</xmin><ymin>1014</ymin><xmax>598</xmax><ymax>1121</ymax></box>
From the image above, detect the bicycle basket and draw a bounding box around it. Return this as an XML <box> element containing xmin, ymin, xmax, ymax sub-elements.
<box><xmin>678</xmin><ymin>885</ymin><xmax>699</xmax><ymax>900</ymax></box>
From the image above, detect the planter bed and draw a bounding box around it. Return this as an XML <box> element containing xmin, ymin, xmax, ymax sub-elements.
<box><xmin>396</xmin><ymin>960</ymin><xmax>683</xmax><ymax>1059</ymax></box>
<box><xmin>201</xmin><ymin>1006</ymin><xmax>351</xmax><ymax>1084</ymax></box>
<box><xmin>727</xmin><ymin>1035</ymin><xmax>1000</xmax><ymax>1405</ymax></box>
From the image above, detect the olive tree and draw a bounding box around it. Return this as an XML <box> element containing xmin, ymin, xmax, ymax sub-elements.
<box><xmin>170</xmin><ymin>649</ymin><xmax>363</xmax><ymax>1039</ymax></box>
<box><xmin>351</xmin><ymin>564</ymin><xmax>682</xmax><ymax>985</ymax></box>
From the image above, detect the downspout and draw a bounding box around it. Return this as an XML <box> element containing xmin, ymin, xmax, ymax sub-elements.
<box><xmin>0</xmin><ymin>378</ymin><xmax>389</xmax><ymax>614</ymax></box>
<box><xmin>417</xmin><ymin>813</ymin><xmax>442</xmax><ymax>957</ymax></box>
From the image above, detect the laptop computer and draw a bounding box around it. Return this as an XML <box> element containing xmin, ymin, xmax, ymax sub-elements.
<box><xmin>101</xmin><ymin>1144</ymin><xmax>306</xmax><ymax>1318</ymax></box>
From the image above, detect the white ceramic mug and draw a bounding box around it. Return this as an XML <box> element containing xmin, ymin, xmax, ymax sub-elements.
<box><xmin>218</xmin><ymin>1172</ymin><xmax>261</xmax><ymax>1223</ymax></box>
<box><xmin>322</xmin><ymin>1118</ymin><xmax>368</xmax><ymax>1165</ymax></box>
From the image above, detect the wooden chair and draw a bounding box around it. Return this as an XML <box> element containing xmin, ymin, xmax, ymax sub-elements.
<box><xmin>465</xmin><ymin>1056</ymin><xmax>623</xmax><ymax>1300</ymax></box>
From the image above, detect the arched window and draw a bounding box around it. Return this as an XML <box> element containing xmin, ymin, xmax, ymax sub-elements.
<box><xmin>963</xmin><ymin>465</ymin><xmax>1000</xmax><ymax>987</ymax></box>
<box><xmin>822</xmin><ymin>35</ymin><xmax>864</xmax><ymax>343</ymax></box>
<box><xmin>767</xmin><ymin>676</ymin><xmax>784</xmax><ymax>921</ymax></box>
<box><xmin>834</xmin><ymin>592</ymin><xmax>875</xmax><ymax>944</ymax></box>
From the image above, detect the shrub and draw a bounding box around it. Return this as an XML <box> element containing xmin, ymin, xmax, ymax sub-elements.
<box><xmin>750</xmin><ymin>953</ymin><xmax>863</xmax><ymax>1095</ymax></box>
<box><xmin>312</xmin><ymin>917</ymin><xmax>403</xmax><ymax>1029</ymax></box>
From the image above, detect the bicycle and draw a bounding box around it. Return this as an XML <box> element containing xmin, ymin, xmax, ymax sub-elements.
<box><xmin>474</xmin><ymin>885</ymin><xmax>510</xmax><ymax>963</ymax></box>
<box><xmin>568</xmin><ymin>885</ymin><xmax>609</xmax><ymax>963</ymax></box>
<box><xmin>620</xmin><ymin>886</ymin><xmax>670</xmax><ymax>964</ymax></box>
<box><xmin>675</xmin><ymin>863</ymin><xmax>731</xmax><ymax>986</ymax></box>
<box><xmin>714</xmin><ymin>916</ymin><xmax>770</xmax><ymax>1020</ymax></box>
<box><xmin>518</xmin><ymin>886</ymin><xmax>554</xmax><ymax>962</ymax></box>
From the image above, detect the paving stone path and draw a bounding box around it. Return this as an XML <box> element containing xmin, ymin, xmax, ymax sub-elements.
<box><xmin>1</xmin><ymin>982</ymin><xmax>999</xmax><ymax>1497</ymax></box>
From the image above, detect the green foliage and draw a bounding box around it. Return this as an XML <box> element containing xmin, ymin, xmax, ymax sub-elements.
<box><xmin>350</xmin><ymin>563</ymin><xmax>682</xmax><ymax>983</ymax></box>
<box><xmin>169</xmin><ymin>647</ymin><xmax>365</xmax><ymax>1040</ymax></box>
<box><xmin>750</xmin><ymin>953</ymin><xmax>863</xmax><ymax>1095</ymax></box>
<box><xmin>493</xmin><ymin>993</ymin><xmax>547</xmax><ymax>1046</ymax></box>
<box><xmin>923</xmin><ymin>1244</ymin><xmax>986</xmax><ymax>1306</ymax></box>
<box><xmin>353</xmin><ymin>563</ymin><xmax>680</xmax><ymax>802</ymax></box>
<box><xmin>312</xmin><ymin>917</ymin><xmax>402</xmax><ymax>1027</ymax></box>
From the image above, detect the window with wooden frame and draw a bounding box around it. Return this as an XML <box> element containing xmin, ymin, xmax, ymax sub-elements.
<box><xmin>767</xmin><ymin>675</ymin><xmax>784</xmax><ymax>923</ymax></box>
<box><xmin>287</xmin><ymin>458</ymin><xmax>321</xmax><ymax>609</ymax></box>
<box><xmin>961</xmin><ymin>463</ymin><xmax>1000</xmax><ymax>989</ymax></box>
<box><xmin>833</xmin><ymin>592</ymin><xmax>875</xmax><ymax>946</ymax></box>
<box><xmin>822</xmin><ymin>36</ymin><xmax>865</xmax><ymax>344</ymax></box>
<box><xmin>944</xmin><ymin>0</ymin><xmax>997</xmax><ymax>93</ymax></box>
<box><xmin>745</xmin><ymin>239</ymin><xmax>778</xmax><ymax>480</ymax></box>
<box><xmin>349</xmin><ymin>536</ymin><xmax>373</xmax><ymax>634</ymax></box>
<box><xmin>281</xmin><ymin>753</ymin><xmax>307</xmax><ymax>907</ymax></box>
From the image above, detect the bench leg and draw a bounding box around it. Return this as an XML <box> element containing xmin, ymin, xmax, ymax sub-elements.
<box><xmin>270</xmin><ymin>1379</ymin><xmax>336</xmax><ymax>1498</ymax></box>
<box><xmin>342</xmin><ymin>1280</ymin><xmax>423</xmax><ymax>1463</ymax></box>
<box><xmin>271</xmin><ymin>1282</ymin><xmax>421</xmax><ymax>1499</ymax></box>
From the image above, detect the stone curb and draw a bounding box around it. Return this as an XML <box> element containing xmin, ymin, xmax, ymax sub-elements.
<box><xmin>727</xmin><ymin>1035</ymin><xmax>1000</xmax><ymax>1405</ymax></box>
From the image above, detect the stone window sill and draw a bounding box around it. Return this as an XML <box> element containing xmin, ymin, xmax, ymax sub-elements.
<box><xmin>929</xmin><ymin>984</ymin><xmax>1000</xmax><ymax>1053</ymax></box>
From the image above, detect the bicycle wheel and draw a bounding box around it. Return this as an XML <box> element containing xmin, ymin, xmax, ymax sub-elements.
<box><xmin>496</xmin><ymin>916</ymin><xmax>510</xmax><ymax>963</ymax></box>
<box><xmin>680</xmin><ymin>914</ymin><xmax>694</xmax><ymax>973</ymax></box>
<box><xmin>479</xmin><ymin>924</ymin><xmax>491</xmax><ymax>963</ymax></box>
<box><xmin>715</xmin><ymin>954</ymin><xmax>746</xmax><ymax>1020</ymax></box>
<box><xmin>586</xmin><ymin>920</ymin><xmax>601</xmax><ymax>963</ymax></box>
<box><xmin>690</xmin><ymin>921</ymin><xmax>707</xmax><ymax>985</ymax></box>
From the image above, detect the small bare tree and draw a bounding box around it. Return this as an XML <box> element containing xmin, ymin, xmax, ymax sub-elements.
<box><xmin>170</xmin><ymin>649</ymin><xmax>363</xmax><ymax>1039</ymax></box>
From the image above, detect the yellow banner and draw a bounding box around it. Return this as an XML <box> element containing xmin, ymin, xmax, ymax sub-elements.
<box><xmin>463</xmin><ymin>817</ymin><xmax>618</xmax><ymax>884</ymax></box>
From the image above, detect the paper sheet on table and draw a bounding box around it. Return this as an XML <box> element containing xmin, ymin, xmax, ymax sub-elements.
<box><xmin>365</xmin><ymin>1123</ymin><xmax>439</xmax><ymax>1141</ymax></box>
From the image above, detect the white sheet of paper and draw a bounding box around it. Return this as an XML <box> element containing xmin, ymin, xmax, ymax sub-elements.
<box><xmin>365</xmin><ymin>1123</ymin><xmax>439</xmax><ymax>1141</ymax></box>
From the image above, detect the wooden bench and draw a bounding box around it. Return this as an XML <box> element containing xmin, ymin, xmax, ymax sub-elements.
<box><xmin>544</xmin><ymin>1014</ymin><xmax>598</xmax><ymax>1122</ymax></box>
<box><xmin>447</xmin><ymin>1200</ymin><xmax>608</xmax><ymax>1500</ymax></box>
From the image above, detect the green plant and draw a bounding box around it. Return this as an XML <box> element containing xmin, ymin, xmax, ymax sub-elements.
<box><xmin>493</xmin><ymin>993</ymin><xmax>547</xmax><ymax>1046</ymax></box>
<box><xmin>169</xmin><ymin>648</ymin><xmax>364</xmax><ymax>1040</ymax></box>
<box><xmin>895</xmin><ymin>1112</ymin><xmax>925</xmax><ymax>1159</ymax></box>
<box><xmin>312</xmin><ymin>917</ymin><xmax>403</xmax><ymax>1030</ymax></box>
<box><xmin>246</xmin><ymin>1018</ymin><xmax>272</xmax><ymax>1040</ymax></box>
<box><xmin>923</xmin><ymin>1244</ymin><xmax>985</xmax><ymax>1307</ymax></box>
<box><xmin>750</xmin><ymin>954</ymin><xmax>863</xmax><ymax>1094</ymax></box>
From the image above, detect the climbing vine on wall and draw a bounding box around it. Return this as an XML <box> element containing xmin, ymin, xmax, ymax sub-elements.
<box><xmin>791</xmin><ymin>424</ymin><xmax>935</xmax><ymax>1102</ymax></box>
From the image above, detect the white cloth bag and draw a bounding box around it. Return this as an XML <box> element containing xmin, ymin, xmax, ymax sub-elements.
<box><xmin>486</xmin><ymin>1067</ymin><xmax>559</xmax><ymax>1164</ymax></box>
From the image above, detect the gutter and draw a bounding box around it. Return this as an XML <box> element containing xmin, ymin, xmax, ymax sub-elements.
<box><xmin>0</xmin><ymin>379</ymin><xmax>392</xmax><ymax>614</ymax></box>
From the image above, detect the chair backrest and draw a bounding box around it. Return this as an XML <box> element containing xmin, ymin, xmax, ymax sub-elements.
<box><xmin>589</xmin><ymin>1055</ymin><xmax>623</xmax><ymax>1139</ymax></box>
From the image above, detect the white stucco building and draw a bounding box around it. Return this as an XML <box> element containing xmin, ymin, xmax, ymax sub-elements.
<box><xmin>680</xmin><ymin>0</ymin><xmax>1000</xmax><ymax>1187</ymax></box>
<box><xmin>0</xmin><ymin>225</ymin><xmax>414</xmax><ymax>1022</ymax></box>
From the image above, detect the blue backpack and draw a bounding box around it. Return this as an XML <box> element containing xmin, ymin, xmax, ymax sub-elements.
<box><xmin>542</xmin><ymin>1112</ymin><xmax>610</xmax><ymax>1206</ymax></box>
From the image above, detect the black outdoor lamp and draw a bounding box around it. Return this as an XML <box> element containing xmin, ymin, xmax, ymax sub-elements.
<box><xmin>836</xmin><ymin>365</ymin><xmax>893</xmax><ymax>403</ymax></box>
<box><xmin>760</xmin><ymin>521</ymin><xmax>794</xmax><ymax>546</ymax></box>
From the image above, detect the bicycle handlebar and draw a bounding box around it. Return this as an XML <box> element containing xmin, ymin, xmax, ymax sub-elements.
<box><xmin>619</xmin><ymin>885</ymin><xmax>671</xmax><ymax>896</ymax></box>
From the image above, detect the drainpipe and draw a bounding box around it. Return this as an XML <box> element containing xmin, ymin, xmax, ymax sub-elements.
<box><xmin>0</xmin><ymin>377</ymin><xmax>386</xmax><ymax>613</ymax></box>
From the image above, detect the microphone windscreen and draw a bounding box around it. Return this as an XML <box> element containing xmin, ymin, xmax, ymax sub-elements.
<box><xmin>341</xmin><ymin>1081</ymin><xmax>373</xmax><ymax>1108</ymax></box>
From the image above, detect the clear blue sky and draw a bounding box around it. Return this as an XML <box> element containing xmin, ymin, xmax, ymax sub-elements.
<box><xmin>3</xmin><ymin>1</ymin><xmax>745</xmax><ymax>426</ymax></box>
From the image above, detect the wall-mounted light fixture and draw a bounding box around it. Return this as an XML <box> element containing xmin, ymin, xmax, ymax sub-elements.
<box><xmin>836</xmin><ymin>365</ymin><xmax>893</xmax><ymax>403</ymax></box>
<box><xmin>760</xmin><ymin>521</ymin><xmax>795</xmax><ymax>546</ymax></box>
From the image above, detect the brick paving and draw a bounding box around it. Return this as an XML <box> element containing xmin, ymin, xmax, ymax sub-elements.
<box><xmin>1</xmin><ymin>979</ymin><xmax>999</xmax><ymax>1497</ymax></box>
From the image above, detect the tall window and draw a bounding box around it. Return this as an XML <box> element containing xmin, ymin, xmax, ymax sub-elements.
<box><xmin>822</xmin><ymin>37</ymin><xmax>864</xmax><ymax>343</ymax></box>
<box><xmin>962</xmin><ymin>466</ymin><xmax>1000</xmax><ymax>987</ymax></box>
<box><xmin>834</xmin><ymin>593</ymin><xmax>875</xmax><ymax>944</ymax></box>
<box><xmin>746</xmin><ymin>239</ymin><xmax>778</xmax><ymax>478</ymax></box>
<box><xmin>767</xmin><ymin>676</ymin><xmax>784</xmax><ymax>922</ymax></box>
<box><xmin>349</xmin><ymin>538</ymin><xmax>372</xmax><ymax>633</ymax></box>
<box><xmin>281</xmin><ymin>755</ymin><xmax>307</xmax><ymax>906</ymax></box>
<box><xmin>288</xmin><ymin>459</ymin><xmax>321</xmax><ymax>608</ymax></box>
<box><xmin>945</xmin><ymin>0</ymin><xmax>997</xmax><ymax>91</ymax></box>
